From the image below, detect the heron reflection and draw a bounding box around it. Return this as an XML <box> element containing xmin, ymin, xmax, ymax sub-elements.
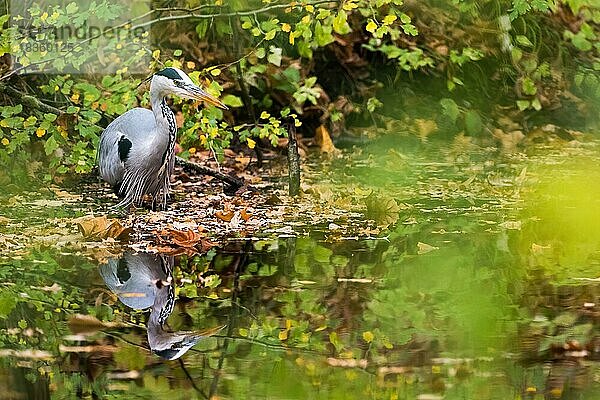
<box><xmin>99</xmin><ymin>252</ymin><xmax>222</xmax><ymax>360</ymax></box>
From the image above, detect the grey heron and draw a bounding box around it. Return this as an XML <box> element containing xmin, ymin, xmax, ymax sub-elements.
<box><xmin>97</xmin><ymin>67</ymin><xmax>227</xmax><ymax>209</ymax></box>
<box><xmin>99</xmin><ymin>251</ymin><xmax>223</xmax><ymax>360</ymax></box>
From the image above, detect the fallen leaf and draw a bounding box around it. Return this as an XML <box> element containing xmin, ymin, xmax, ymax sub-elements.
<box><xmin>75</xmin><ymin>216</ymin><xmax>132</xmax><ymax>241</ymax></box>
<box><xmin>155</xmin><ymin>228</ymin><xmax>206</xmax><ymax>249</ymax></box>
<box><xmin>365</xmin><ymin>193</ymin><xmax>400</xmax><ymax>227</ymax></box>
<box><xmin>240</xmin><ymin>209</ymin><xmax>252</xmax><ymax>221</ymax></box>
<box><xmin>105</xmin><ymin>220</ymin><xmax>133</xmax><ymax>241</ymax></box>
<box><xmin>265</xmin><ymin>194</ymin><xmax>283</xmax><ymax>205</ymax></box>
<box><xmin>417</xmin><ymin>242</ymin><xmax>439</xmax><ymax>255</ymax></box>
<box><xmin>315</xmin><ymin>124</ymin><xmax>338</xmax><ymax>154</ymax></box>
<box><xmin>216</xmin><ymin>210</ymin><xmax>235</xmax><ymax>222</ymax></box>
<box><xmin>170</xmin><ymin>229</ymin><xmax>204</xmax><ymax>248</ymax></box>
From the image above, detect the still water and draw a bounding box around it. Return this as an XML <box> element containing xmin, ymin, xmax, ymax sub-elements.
<box><xmin>1</xmin><ymin>135</ymin><xmax>600</xmax><ymax>399</ymax></box>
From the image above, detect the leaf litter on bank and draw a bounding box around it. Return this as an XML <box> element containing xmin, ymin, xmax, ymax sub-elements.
<box><xmin>3</xmin><ymin>139</ymin><xmax>599</xmax><ymax>259</ymax></box>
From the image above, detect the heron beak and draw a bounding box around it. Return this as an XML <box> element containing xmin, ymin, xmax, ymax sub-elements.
<box><xmin>188</xmin><ymin>85</ymin><xmax>228</xmax><ymax>110</ymax></box>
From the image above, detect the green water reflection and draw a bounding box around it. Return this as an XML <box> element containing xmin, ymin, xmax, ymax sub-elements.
<box><xmin>1</xmin><ymin>138</ymin><xmax>600</xmax><ymax>399</ymax></box>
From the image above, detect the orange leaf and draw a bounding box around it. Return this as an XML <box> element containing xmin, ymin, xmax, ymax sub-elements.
<box><xmin>215</xmin><ymin>210</ymin><xmax>235</xmax><ymax>222</ymax></box>
<box><xmin>169</xmin><ymin>229</ymin><xmax>204</xmax><ymax>248</ymax></box>
<box><xmin>240</xmin><ymin>208</ymin><xmax>252</xmax><ymax>221</ymax></box>
<box><xmin>314</xmin><ymin>124</ymin><xmax>337</xmax><ymax>154</ymax></box>
<box><xmin>75</xmin><ymin>216</ymin><xmax>132</xmax><ymax>241</ymax></box>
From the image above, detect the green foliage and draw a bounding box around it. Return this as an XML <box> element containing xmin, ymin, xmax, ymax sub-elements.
<box><xmin>2</xmin><ymin>0</ymin><xmax>600</xmax><ymax>179</ymax></box>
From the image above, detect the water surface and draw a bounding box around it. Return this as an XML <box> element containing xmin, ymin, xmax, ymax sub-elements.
<box><xmin>1</xmin><ymin>135</ymin><xmax>600</xmax><ymax>399</ymax></box>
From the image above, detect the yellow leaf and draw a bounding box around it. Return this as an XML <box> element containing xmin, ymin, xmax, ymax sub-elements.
<box><xmin>362</xmin><ymin>331</ymin><xmax>374</xmax><ymax>343</ymax></box>
<box><xmin>40</xmin><ymin>12</ymin><xmax>48</xmax><ymax>21</ymax></box>
<box><xmin>383</xmin><ymin>14</ymin><xmax>397</xmax><ymax>25</ymax></box>
<box><xmin>210</xmin><ymin>68</ymin><xmax>221</xmax><ymax>76</ymax></box>
<box><xmin>1</xmin><ymin>138</ymin><xmax>9</xmax><ymax>146</ymax></box>
<box><xmin>36</xmin><ymin>128</ymin><xmax>46</xmax><ymax>137</ymax></box>
<box><xmin>238</xmin><ymin>328</ymin><xmax>248</xmax><ymax>337</ymax></box>
<box><xmin>0</xmin><ymin>120</ymin><xmax>8</xmax><ymax>128</ymax></box>
<box><xmin>285</xmin><ymin>319</ymin><xmax>292</xmax><ymax>330</ymax></box>
<box><xmin>70</xmin><ymin>93</ymin><xmax>79</xmax><ymax>103</ymax></box>
<box><xmin>278</xmin><ymin>329</ymin><xmax>288</xmax><ymax>340</ymax></box>
<box><xmin>188</xmin><ymin>147</ymin><xmax>196</xmax><ymax>154</ymax></box>
<box><xmin>186</xmin><ymin>61</ymin><xmax>196</xmax><ymax>69</ymax></box>
<box><xmin>247</xmin><ymin>138</ymin><xmax>256</xmax><ymax>149</ymax></box>
<box><xmin>301</xmin><ymin>15</ymin><xmax>311</xmax><ymax>24</ymax></box>
<box><xmin>281</xmin><ymin>23</ymin><xmax>291</xmax><ymax>32</ymax></box>
<box><xmin>260</xmin><ymin>111</ymin><xmax>270</xmax><ymax>119</ymax></box>
<box><xmin>305</xmin><ymin>4</ymin><xmax>314</xmax><ymax>12</ymax></box>
<box><xmin>152</xmin><ymin>49</ymin><xmax>160</xmax><ymax>59</ymax></box>
<box><xmin>265</xmin><ymin>29</ymin><xmax>276</xmax><ymax>40</ymax></box>
<box><xmin>342</xmin><ymin>1</ymin><xmax>358</xmax><ymax>10</ymax></box>
<box><xmin>366</xmin><ymin>20</ymin><xmax>377</xmax><ymax>33</ymax></box>
<box><xmin>289</xmin><ymin>31</ymin><xmax>296</xmax><ymax>45</ymax></box>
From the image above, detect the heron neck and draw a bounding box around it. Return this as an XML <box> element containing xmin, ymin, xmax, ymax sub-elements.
<box><xmin>150</xmin><ymin>92</ymin><xmax>177</xmax><ymax>138</ymax></box>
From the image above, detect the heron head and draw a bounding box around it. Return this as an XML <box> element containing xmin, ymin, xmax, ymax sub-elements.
<box><xmin>149</xmin><ymin>324</ymin><xmax>226</xmax><ymax>360</ymax></box>
<box><xmin>151</xmin><ymin>67</ymin><xmax>228</xmax><ymax>109</ymax></box>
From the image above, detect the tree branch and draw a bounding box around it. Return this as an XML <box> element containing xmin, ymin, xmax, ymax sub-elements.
<box><xmin>0</xmin><ymin>83</ymin><xmax>64</xmax><ymax>114</ymax></box>
<box><xmin>175</xmin><ymin>156</ymin><xmax>249</xmax><ymax>191</ymax></box>
<box><xmin>130</xmin><ymin>1</ymin><xmax>338</xmax><ymax>30</ymax></box>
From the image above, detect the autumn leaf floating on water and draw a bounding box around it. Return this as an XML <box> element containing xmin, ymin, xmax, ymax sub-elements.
<box><xmin>155</xmin><ymin>228</ymin><xmax>215</xmax><ymax>253</ymax></box>
<box><xmin>417</xmin><ymin>242</ymin><xmax>439</xmax><ymax>255</ymax></box>
<box><xmin>75</xmin><ymin>216</ymin><xmax>133</xmax><ymax>241</ymax></box>
<box><xmin>364</xmin><ymin>192</ymin><xmax>400</xmax><ymax>227</ymax></box>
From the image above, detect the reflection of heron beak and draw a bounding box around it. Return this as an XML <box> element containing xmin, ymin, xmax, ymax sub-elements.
<box><xmin>189</xmin><ymin>85</ymin><xmax>228</xmax><ymax>109</ymax></box>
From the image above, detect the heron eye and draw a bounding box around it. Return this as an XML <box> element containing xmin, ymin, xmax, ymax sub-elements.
<box><xmin>173</xmin><ymin>80</ymin><xmax>186</xmax><ymax>88</ymax></box>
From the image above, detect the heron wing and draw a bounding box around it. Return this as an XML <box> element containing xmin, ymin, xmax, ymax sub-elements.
<box><xmin>98</xmin><ymin>108</ymin><xmax>157</xmax><ymax>189</ymax></box>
